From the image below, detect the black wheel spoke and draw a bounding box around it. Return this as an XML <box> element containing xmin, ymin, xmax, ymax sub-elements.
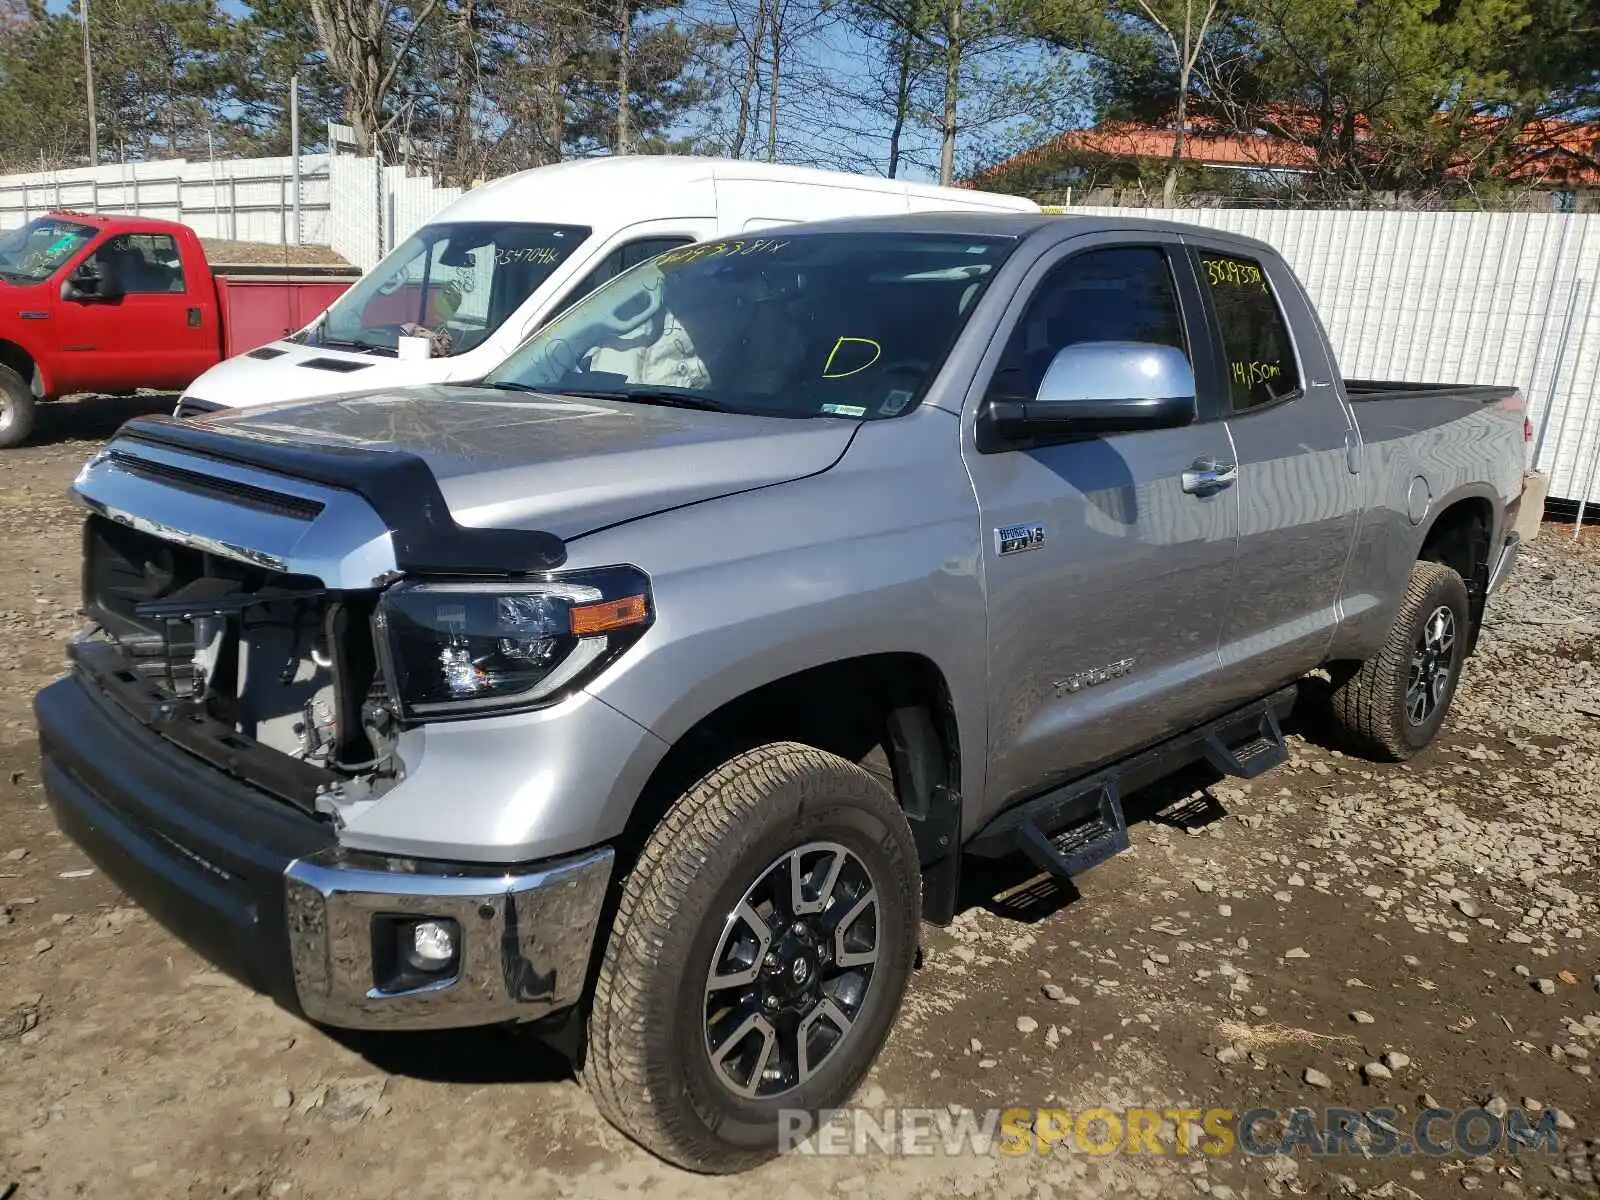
<box><xmin>704</xmin><ymin>840</ymin><xmax>880</xmax><ymax>1099</ymax></box>
<box><xmin>1405</xmin><ymin>605</ymin><xmax>1457</xmax><ymax>727</ymax></box>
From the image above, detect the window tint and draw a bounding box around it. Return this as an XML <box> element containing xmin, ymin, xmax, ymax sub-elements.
<box><xmin>95</xmin><ymin>233</ymin><xmax>184</xmax><ymax>294</ymax></box>
<box><xmin>987</xmin><ymin>246</ymin><xmax>1187</xmax><ymax>403</ymax></box>
<box><xmin>1195</xmin><ymin>252</ymin><xmax>1300</xmax><ymax>411</ymax></box>
<box><xmin>565</xmin><ymin>236</ymin><xmax>696</xmax><ymax>307</ymax></box>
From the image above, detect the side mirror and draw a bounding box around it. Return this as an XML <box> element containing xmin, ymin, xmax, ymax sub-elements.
<box><xmin>60</xmin><ymin>261</ymin><xmax>121</xmax><ymax>303</ymax></box>
<box><xmin>60</xmin><ymin>270</ymin><xmax>95</xmax><ymax>302</ymax></box>
<box><xmin>986</xmin><ymin>342</ymin><xmax>1196</xmax><ymax>442</ymax></box>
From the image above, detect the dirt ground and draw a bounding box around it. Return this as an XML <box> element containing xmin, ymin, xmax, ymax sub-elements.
<box><xmin>1</xmin><ymin>396</ymin><xmax>1597</xmax><ymax>1200</ymax></box>
<box><xmin>197</xmin><ymin>239</ymin><xmax>349</xmax><ymax>267</ymax></box>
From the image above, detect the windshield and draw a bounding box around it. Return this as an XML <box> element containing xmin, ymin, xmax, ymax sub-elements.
<box><xmin>310</xmin><ymin>221</ymin><xmax>590</xmax><ymax>357</ymax></box>
<box><xmin>0</xmin><ymin>217</ymin><xmax>97</xmax><ymax>283</ymax></box>
<box><xmin>483</xmin><ymin>232</ymin><xmax>1016</xmax><ymax>419</ymax></box>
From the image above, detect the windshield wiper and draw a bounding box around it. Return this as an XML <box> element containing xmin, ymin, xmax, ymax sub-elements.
<box><xmin>316</xmin><ymin>336</ymin><xmax>397</xmax><ymax>357</ymax></box>
<box><xmin>541</xmin><ymin>385</ymin><xmax>726</xmax><ymax>412</ymax></box>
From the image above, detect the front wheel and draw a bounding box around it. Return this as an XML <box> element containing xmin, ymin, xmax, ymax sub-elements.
<box><xmin>0</xmin><ymin>366</ymin><xmax>36</xmax><ymax>449</ymax></box>
<box><xmin>582</xmin><ymin>742</ymin><xmax>921</xmax><ymax>1172</ymax></box>
<box><xmin>1328</xmin><ymin>559</ymin><xmax>1471</xmax><ymax>760</ymax></box>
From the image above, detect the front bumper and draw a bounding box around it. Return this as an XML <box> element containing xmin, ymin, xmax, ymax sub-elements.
<box><xmin>36</xmin><ymin>670</ymin><xmax>613</xmax><ymax>1031</ymax></box>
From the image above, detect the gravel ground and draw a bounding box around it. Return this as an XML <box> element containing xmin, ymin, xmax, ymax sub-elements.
<box><xmin>1</xmin><ymin>396</ymin><xmax>1597</xmax><ymax>1200</ymax></box>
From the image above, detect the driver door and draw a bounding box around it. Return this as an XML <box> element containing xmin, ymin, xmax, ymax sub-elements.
<box><xmin>961</xmin><ymin>234</ymin><xmax>1241</xmax><ymax>813</ymax></box>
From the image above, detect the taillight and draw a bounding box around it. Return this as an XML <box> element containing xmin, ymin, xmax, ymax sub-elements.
<box><xmin>1524</xmin><ymin>416</ymin><xmax>1534</xmax><ymax>443</ymax></box>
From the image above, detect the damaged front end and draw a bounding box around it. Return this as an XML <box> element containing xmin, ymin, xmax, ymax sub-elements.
<box><xmin>79</xmin><ymin>513</ymin><xmax>399</xmax><ymax>822</ymax></box>
<box><xmin>68</xmin><ymin>415</ymin><xmax>572</xmax><ymax>831</ymax></box>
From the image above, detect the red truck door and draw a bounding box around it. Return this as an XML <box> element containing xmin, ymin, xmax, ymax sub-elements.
<box><xmin>52</xmin><ymin>230</ymin><xmax>218</xmax><ymax>393</ymax></box>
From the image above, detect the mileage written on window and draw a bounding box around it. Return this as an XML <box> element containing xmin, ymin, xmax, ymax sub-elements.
<box><xmin>1196</xmin><ymin>252</ymin><xmax>1301</xmax><ymax>412</ymax></box>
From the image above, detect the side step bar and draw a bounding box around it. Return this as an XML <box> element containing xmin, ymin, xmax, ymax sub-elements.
<box><xmin>967</xmin><ymin>686</ymin><xmax>1297</xmax><ymax>882</ymax></box>
<box><xmin>1201</xmin><ymin>706</ymin><xmax>1287</xmax><ymax>779</ymax></box>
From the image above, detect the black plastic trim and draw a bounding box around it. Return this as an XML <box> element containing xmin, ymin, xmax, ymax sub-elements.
<box><xmin>35</xmin><ymin>671</ymin><xmax>336</xmax><ymax>1013</ymax></box>
<box><xmin>114</xmin><ymin>416</ymin><xmax>567</xmax><ymax>575</ymax></box>
<box><xmin>968</xmin><ymin>685</ymin><xmax>1299</xmax><ymax>857</ymax></box>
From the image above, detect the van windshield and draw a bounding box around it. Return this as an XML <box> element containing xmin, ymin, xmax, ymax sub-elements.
<box><xmin>0</xmin><ymin>217</ymin><xmax>97</xmax><ymax>283</ymax></box>
<box><xmin>308</xmin><ymin>221</ymin><xmax>590</xmax><ymax>357</ymax></box>
<box><xmin>482</xmin><ymin>232</ymin><xmax>1016</xmax><ymax>419</ymax></box>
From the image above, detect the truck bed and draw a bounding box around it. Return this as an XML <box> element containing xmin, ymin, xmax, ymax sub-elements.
<box><xmin>1343</xmin><ymin>379</ymin><xmax>1518</xmax><ymax>404</ymax></box>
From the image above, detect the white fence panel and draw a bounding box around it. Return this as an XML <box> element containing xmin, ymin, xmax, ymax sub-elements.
<box><xmin>1071</xmin><ymin>206</ymin><xmax>1600</xmax><ymax>503</ymax></box>
<box><xmin>0</xmin><ymin>142</ymin><xmax>460</xmax><ymax>270</ymax></box>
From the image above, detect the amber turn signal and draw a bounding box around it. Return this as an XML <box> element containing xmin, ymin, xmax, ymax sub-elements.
<box><xmin>570</xmin><ymin>593</ymin><xmax>649</xmax><ymax>635</ymax></box>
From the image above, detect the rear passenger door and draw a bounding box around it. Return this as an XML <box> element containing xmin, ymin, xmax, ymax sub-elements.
<box><xmin>1188</xmin><ymin>242</ymin><xmax>1360</xmax><ymax>700</ymax></box>
<box><xmin>963</xmin><ymin>234</ymin><xmax>1241</xmax><ymax>812</ymax></box>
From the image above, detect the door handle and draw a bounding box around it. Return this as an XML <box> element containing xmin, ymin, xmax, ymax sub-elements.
<box><xmin>1182</xmin><ymin>459</ymin><xmax>1238</xmax><ymax>494</ymax></box>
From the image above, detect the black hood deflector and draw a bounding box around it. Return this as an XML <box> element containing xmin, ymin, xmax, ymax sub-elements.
<box><xmin>117</xmin><ymin>416</ymin><xmax>567</xmax><ymax>577</ymax></box>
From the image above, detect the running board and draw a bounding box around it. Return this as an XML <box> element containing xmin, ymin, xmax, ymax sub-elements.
<box><xmin>1201</xmin><ymin>706</ymin><xmax>1287</xmax><ymax>779</ymax></box>
<box><xmin>967</xmin><ymin>686</ymin><xmax>1298</xmax><ymax>879</ymax></box>
<box><xmin>1014</xmin><ymin>782</ymin><xmax>1128</xmax><ymax>881</ymax></box>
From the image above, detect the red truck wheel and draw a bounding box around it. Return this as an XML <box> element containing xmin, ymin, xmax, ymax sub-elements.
<box><xmin>0</xmin><ymin>366</ymin><xmax>35</xmax><ymax>449</ymax></box>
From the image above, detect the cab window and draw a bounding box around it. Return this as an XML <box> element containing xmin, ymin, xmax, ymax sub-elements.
<box><xmin>92</xmin><ymin>233</ymin><xmax>185</xmax><ymax>294</ymax></box>
<box><xmin>549</xmin><ymin>237</ymin><xmax>699</xmax><ymax>320</ymax></box>
<box><xmin>1194</xmin><ymin>251</ymin><xmax>1301</xmax><ymax>411</ymax></box>
<box><xmin>987</xmin><ymin>246</ymin><xmax>1188</xmax><ymax>404</ymax></box>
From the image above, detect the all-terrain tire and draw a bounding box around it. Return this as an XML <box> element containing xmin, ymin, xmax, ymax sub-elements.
<box><xmin>581</xmin><ymin>741</ymin><xmax>920</xmax><ymax>1173</ymax></box>
<box><xmin>0</xmin><ymin>365</ymin><xmax>36</xmax><ymax>449</ymax></box>
<box><xmin>1329</xmin><ymin>559</ymin><xmax>1471</xmax><ymax>761</ymax></box>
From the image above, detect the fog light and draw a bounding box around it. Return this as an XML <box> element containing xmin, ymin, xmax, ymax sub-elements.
<box><xmin>404</xmin><ymin>919</ymin><xmax>458</xmax><ymax>973</ymax></box>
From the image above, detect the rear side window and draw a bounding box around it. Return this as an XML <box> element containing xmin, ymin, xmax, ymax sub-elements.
<box><xmin>1196</xmin><ymin>251</ymin><xmax>1300</xmax><ymax>412</ymax></box>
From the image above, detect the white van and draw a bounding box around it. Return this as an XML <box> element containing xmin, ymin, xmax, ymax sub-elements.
<box><xmin>177</xmin><ymin>156</ymin><xmax>1037</xmax><ymax>414</ymax></box>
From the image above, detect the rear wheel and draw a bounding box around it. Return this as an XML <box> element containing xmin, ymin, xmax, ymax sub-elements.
<box><xmin>0</xmin><ymin>366</ymin><xmax>36</xmax><ymax>449</ymax></box>
<box><xmin>582</xmin><ymin>742</ymin><xmax>920</xmax><ymax>1172</ymax></box>
<box><xmin>1328</xmin><ymin>559</ymin><xmax>1471</xmax><ymax>760</ymax></box>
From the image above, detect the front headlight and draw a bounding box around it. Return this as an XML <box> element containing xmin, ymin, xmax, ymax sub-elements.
<box><xmin>376</xmin><ymin>566</ymin><xmax>652</xmax><ymax>719</ymax></box>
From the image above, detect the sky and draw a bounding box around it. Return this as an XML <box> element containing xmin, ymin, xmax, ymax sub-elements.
<box><xmin>47</xmin><ymin>0</ymin><xmax>1087</xmax><ymax>185</ymax></box>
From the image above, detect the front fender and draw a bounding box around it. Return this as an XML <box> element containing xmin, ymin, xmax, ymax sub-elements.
<box><xmin>571</xmin><ymin>410</ymin><xmax>990</xmax><ymax>809</ymax></box>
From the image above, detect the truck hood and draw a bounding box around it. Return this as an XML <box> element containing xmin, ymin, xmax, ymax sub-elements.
<box><xmin>200</xmin><ymin>386</ymin><xmax>859</xmax><ymax>540</ymax></box>
<box><xmin>184</xmin><ymin>342</ymin><xmax>458</xmax><ymax>407</ymax></box>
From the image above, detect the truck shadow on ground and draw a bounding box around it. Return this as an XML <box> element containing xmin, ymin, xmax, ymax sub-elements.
<box><xmin>327</xmin><ymin>1022</ymin><xmax>576</xmax><ymax>1087</ymax></box>
<box><xmin>27</xmin><ymin>392</ymin><xmax>177</xmax><ymax>447</ymax></box>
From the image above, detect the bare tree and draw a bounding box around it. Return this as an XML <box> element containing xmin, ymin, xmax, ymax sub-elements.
<box><xmin>309</xmin><ymin>0</ymin><xmax>443</xmax><ymax>154</ymax></box>
<box><xmin>614</xmin><ymin>0</ymin><xmax>634</xmax><ymax>150</ymax></box>
<box><xmin>1127</xmin><ymin>0</ymin><xmax>1221</xmax><ymax>206</ymax></box>
<box><xmin>729</xmin><ymin>0</ymin><xmax>769</xmax><ymax>156</ymax></box>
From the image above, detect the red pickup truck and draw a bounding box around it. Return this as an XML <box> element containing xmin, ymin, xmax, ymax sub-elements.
<box><xmin>0</xmin><ymin>212</ymin><xmax>358</xmax><ymax>447</ymax></box>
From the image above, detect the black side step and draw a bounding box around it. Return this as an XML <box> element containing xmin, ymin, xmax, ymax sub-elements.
<box><xmin>1015</xmin><ymin>781</ymin><xmax>1128</xmax><ymax>881</ymax></box>
<box><xmin>1201</xmin><ymin>706</ymin><xmax>1287</xmax><ymax>779</ymax></box>
<box><xmin>967</xmin><ymin>686</ymin><xmax>1298</xmax><ymax>878</ymax></box>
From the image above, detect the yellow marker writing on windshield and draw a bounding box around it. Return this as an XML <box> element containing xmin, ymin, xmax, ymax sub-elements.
<box><xmin>822</xmin><ymin>337</ymin><xmax>882</xmax><ymax>378</ymax></box>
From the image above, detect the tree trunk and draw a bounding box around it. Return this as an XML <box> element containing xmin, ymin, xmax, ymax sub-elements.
<box><xmin>938</xmin><ymin>0</ymin><xmax>960</xmax><ymax>186</ymax></box>
<box><xmin>766</xmin><ymin>0</ymin><xmax>782</xmax><ymax>162</ymax></box>
<box><xmin>614</xmin><ymin>0</ymin><xmax>633</xmax><ymax>153</ymax></box>
<box><xmin>1162</xmin><ymin>71</ymin><xmax>1186</xmax><ymax>207</ymax></box>
<box><xmin>886</xmin><ymin>30</ymin><xmax>912</xmax><ymax>178</ymax></box>
<box><xmin>731</xmin><ymin>0</ymin><xmax>767</xmax><ymax>158</ymax></box>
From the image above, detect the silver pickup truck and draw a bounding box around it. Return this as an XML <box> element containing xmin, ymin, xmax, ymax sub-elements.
<box><xmin>36</xmin><ymin>212</ymin><xmax>1528</xmax><ymax>1172</ymax></box>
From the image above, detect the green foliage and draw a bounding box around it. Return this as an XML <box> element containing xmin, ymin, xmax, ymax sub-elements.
<box><xmin>0</xmin><ymin>4</ymin><xmax>87</xmax><ymax>169</ymax></box>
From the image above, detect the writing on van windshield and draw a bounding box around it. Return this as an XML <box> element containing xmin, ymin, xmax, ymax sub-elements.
<box><xmin>496</xmin><ymin>246</ymin><xmax>563</xmax><ymax>266</ymax></box>
<box><xmin>1201</xmin><ymin>256</ymin><xmax>1268</xmax><ymax>292</ymax></box>
<box><xmin>654</xmin><ymin>238</ymin><xmax>792</xmax><ymax>267</ymax></box>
